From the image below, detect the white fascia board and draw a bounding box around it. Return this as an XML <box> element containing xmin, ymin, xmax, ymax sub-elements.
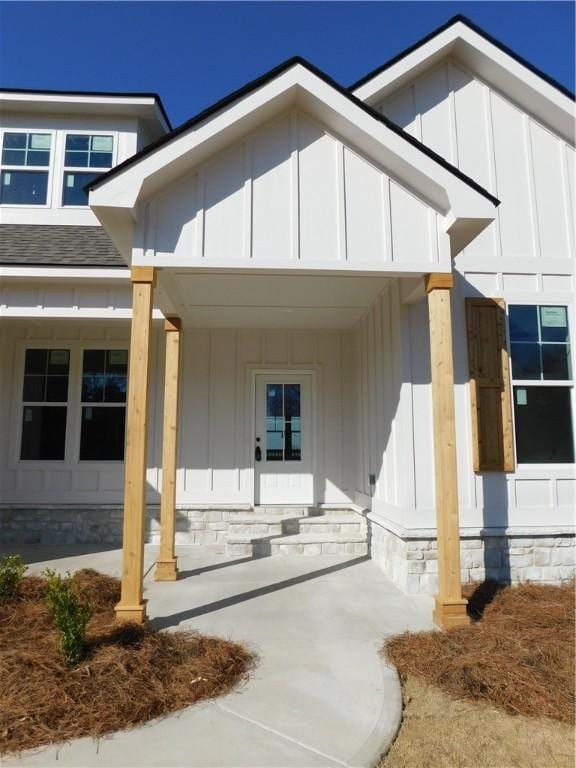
<box><xmin>89</xmin><ymin>63</ymin><xmax>496</xmax><ymax>249</ymax></box>
<box><xmin>1</xmin><ymin>92</ymin><xmax>162</xmax><ymax>118</ymax></box>
<box><xmin>0</xmin><ymin>266</ymin><xmax>129</xmax><ymax>281</ymax></box>
<box><xmin>353</xmin><ymin>22</ymin><xmax>575</xmax><ymax>144</ymax></box>
<box><xmin>353</xmin><ymin>27</ymin><xmax>458</xmax><ymax>103</ymax></box>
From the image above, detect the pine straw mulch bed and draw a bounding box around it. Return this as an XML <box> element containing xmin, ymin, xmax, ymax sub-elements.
<box><xmin>0</xmin><ymin>569</ymin><xmax>255</xmax><ymax>756</ymax></box>
<box><xmin>383</xmin><ymin>581</ymin><xmax>575</xmax><ymax>725</ymax></box>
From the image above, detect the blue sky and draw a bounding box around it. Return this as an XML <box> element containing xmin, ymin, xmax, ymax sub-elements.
<box><xmin>0</xmin><ymin>2</ymin><xmax>573</xmax><ymax>127</ymax></box>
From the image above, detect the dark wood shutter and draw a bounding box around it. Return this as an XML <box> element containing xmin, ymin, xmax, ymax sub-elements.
<box><xmin>466</xmin><ymin>298</ymin><xmax>515</xmax><ymax>472</ymax></box>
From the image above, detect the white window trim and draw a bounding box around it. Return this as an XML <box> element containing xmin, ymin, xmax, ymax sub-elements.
<box><xmin>57</xmin><ymin>130</ymin><xmax>118</xmax><ymax>210</ymax></box>
<box><xmin>0</xmin><ymin>128</ymin><xmax>56</xmax><ymax>209</ymax></box>
<box><xmin>507</xmin><ymin>300</ymin><xmax>575</xmax><ymax>469</ymax></box>
<box><xmin>11</xmin><ymin>340</ymin><xmax>128</xmax><ymax>470</ymax></box>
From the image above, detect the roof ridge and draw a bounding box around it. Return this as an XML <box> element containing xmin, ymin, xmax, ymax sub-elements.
<box><xmin>348</xmin><ymin>14</ymin><xmax>575</xmax><ymax>101</ymax></box>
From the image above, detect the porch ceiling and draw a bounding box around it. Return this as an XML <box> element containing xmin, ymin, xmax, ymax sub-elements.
<box><xmin>157</xmin><ymin>271</ymin><xmax>392</xmax><ymax>329</ymax></box>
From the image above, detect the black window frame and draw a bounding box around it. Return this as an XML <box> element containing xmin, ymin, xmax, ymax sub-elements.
<box><xmin>19</xmin><ymin>348</ymin><xmax>70</xmax><ymax>461</ymax></box>
<box><xmin>79</xmin><ymin>348</ymin><xmax>128</xmax><ymax>462</ymax></box>
<box><xmin>508</xmin><ymin>304</ymin><xmax>575</xmax><ymax>465</ymax></box>
<box><xmin>61</xmin><ymin>133</ymin><xmax>115</xmax><ymax>207</ymax></box>
<box><xmin>0</xmin><ymin>131</ymin><xmax>53</xmax><ymax>206</ymax></box>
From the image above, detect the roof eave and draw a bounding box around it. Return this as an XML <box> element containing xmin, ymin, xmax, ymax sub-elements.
<box><xmin>0</xmin><ymin>89</ymin><xmax>172</xmax><ymax>134</ymax></box>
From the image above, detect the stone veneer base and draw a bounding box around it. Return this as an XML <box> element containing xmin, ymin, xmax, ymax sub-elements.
<box><xmin>2</xmin><ymin>507</ymin><xmax>574</xmax><ymax>594</ymax></box>
<box><xmin>0</xmin><ymin>506</ymin><xmax>236</xmax><ymax>549</ymax></box>
<box><xmin>0</xmin><ymin>506</ymin><xmax>365</xmax><ymax>551</ymax></box>
<box><xmin>369</xmin><ymin>514</ymin><xmax>576</xmax><ymax>594</ymax></box>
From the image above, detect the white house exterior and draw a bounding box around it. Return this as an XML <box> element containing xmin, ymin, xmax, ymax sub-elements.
<box><xmin>1</xmin><ymin>17</ymin><xmax>574</xmax><ymax>627</ymax></box>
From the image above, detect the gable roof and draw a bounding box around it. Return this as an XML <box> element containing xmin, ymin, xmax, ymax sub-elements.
<box><xmin>87</xmin><ymin>56</ymin><xmax>497</xmax><ymax>206</ymax></box>
<box><xmin>0</xmin><ymin>225</ymin><xmax>123</xmax><ymax>268</ymax></box>
<box><xmin>350</xmin><ymin>14</ymin><xmax>574</xmax><ymax>100</ymax></box>
<box><xmin>351</xmin><ymin>15</ymin><xmax>574</xmax><ymax>144</ymax></box>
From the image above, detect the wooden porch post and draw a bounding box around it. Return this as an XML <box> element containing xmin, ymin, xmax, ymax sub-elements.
<box><xmin>425</xmin><ymin>273</ymin><xmax>470</xmax><ymax>630</ymax></box>
<box><xmin>155</xmin><ymin>316</ymin><xmax>182</xmax><ymax>581</ymax></box>
<box><xmin>115</xmin><ymin>266</ymin><xmax>156</xmax><ymax>624</ymax></box>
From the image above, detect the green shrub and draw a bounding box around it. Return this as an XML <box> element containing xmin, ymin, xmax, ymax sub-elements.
<box><xmin>0</xmin><ymin>555</ymin><xmax>27</xmax><ymax>602</ymax></box>
<box><xmin>44</xmin><ymin>570</ymin><xmax>92</xmax><ymax>666</ymax></box>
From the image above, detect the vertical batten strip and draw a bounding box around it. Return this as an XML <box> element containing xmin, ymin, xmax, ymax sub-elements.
<box><xmin>196</xmin><ymin>169</ymin><xmax>205</xmax><ymax>259</ymax></box>
<box><xmin>560</xmin><ymin>142</ymin><xmax>575</xmax><ymax>257</ymax></box>
<box><xmin>523</xmin><ymin>115</ymin><xmax>541</xmax><ymax>260</ymax></box>
<box><xmin>336</xmin><ymin>142</ymin><xmax>347</xmax><ymax>262</ymax></box>
<box><xmin>243</xmin><ymin>138</ymin><xmax>253</xmax><ymax>260</ymax></box>
<box><xmin>289</xmin><ymin>111</ymin><xmax>300</xmax><ymax>261</ymax></box>
<box><xmin>484</xmin><ymin>87</ymin><xmax>503</xmax><ymax>261</ymax></box>
<box><xmin>382</xmin><ymin>177</ymin><xmax>393</xmax><ymax>262</ymax></box>
<box><xmin>447</xmin><ymin>63</ymin><xmax>460</xmax><ymax>168</ymax></box>
<box><xmin>428</xmin><ymin>210</ymin><xmax>439</xmax><ymax>263</ymax></box>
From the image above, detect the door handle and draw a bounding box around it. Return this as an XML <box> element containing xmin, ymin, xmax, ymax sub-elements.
<box><xmin>255</xmin><ymin>445</ymin><xmax>262</xmax><ymax>462</ymax></box>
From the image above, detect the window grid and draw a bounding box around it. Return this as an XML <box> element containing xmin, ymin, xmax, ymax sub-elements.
<box><xmin>508</xmin><ymin>304</ymin><xmax>574</xmax><ymax>465</ymax></box>
<box><xmin>20</xmin><ymin>349</ymin><xmax>70</xmax><ymax>461</ymax></box>
<box><xmin>79</xmin><ymin>349</ymin><xmax>127</xmax><ymax>461</ymax></box>
<box><xmin>0</xmin><ymin>131</ymin><xmax>53</xmax><ymax>206</ymax></box>
<box><xmin>62</xmin><ymin>133</ymin><xmax>114</xmax><ymax>207</ymax></box>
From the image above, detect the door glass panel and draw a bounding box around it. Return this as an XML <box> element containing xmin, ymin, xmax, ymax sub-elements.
<box><xmin>265</xmin><ymin>383</ymin><xmax>302</xmax><ymax>462</ymax></box>
<box><xmin>266</xmin><ymin>385</ymin><xmax>284</xmax><ymax>461</ymax></box>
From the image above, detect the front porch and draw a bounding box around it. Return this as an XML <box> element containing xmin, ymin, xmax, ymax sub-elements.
<box><xmin>114</xmin><ymin>265</ymin><xmax>468</xmax><ymax>629</ymax></box>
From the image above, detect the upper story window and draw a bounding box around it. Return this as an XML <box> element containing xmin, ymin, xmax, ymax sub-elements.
<box><xmin>0</xmin><ymin>132</ymin><xmax>52</xmax><ymax>205</ymax></box>
<box><xmin>62</xmin><ymin>134</ymin><xmax>114</xmax><ymax>206</ymax></box>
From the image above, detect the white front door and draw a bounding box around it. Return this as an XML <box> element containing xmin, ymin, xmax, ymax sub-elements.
<box><xmin>254</xmin><ymin>374</ymin><xmax>314</xmax><ymax>505</ymax></box>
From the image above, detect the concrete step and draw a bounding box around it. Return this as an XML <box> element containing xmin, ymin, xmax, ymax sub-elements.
<box><xmin>227</xmin><ymin>512</ymin><xmax>366</xmax><ymax>537</ymax></box>
<box><xmin>249</xmin><ymin>506</ymin><xmax>315</xmax><ymax>517</ymax></box>
<box><xmin>247</xmin><ymin>506</ymin><xmax>358</xmax><ymax>517</ymax></box>
<box><xmin>297</xmin><ymin>516</ymin><xmax>366</xmax><ymax>534</ymax></box>
<box><xmin>227</xmin><ymin>519</ymin><xmax>286</xmax><ymax>536</ymax></box>
<box><xmin>226</xmin><ymin>532</ymin><xmax>368</xmax><ymax>558</ymax></box>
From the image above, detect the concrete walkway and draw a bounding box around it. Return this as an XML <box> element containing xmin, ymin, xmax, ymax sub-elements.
<box><xmin>1</xmin><ymin>546</ymin><xmax>434</xmax><ymax>768</ymax></box>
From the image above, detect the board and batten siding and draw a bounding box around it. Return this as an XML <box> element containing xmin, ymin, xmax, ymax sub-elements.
<box><xmin>354</xmin><ymin>281</ymin><xmax>575</xmax><ymax>531</ymax></box>
<box><xmin>0</xmin><ymin>322</ymin><xmax>356</xmax><ymax>507</ymax></box>
<box><xmin>352</xmin><ymin>282</ymin><xmax>436</xmax><ymax>527</ymax></box>
<box><xmin>366</xmin><ymin>58</ymin><xmax>575</xmax><ymax>531</ymax></box>
<box><xmin>376</xmin><ymin>58</ymin><xmax>575</xmax><ymax>270</ymax></box>
<box><xmin>136</xmin><ymin>111</ymin><xmax>444</xmax><ymax>270</ymax></box>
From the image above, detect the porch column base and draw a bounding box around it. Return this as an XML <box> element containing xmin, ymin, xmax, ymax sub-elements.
<box><xmin>155</xmin><ymin>558</ymin><xmax>179</xmax><ymax>581</ymax></box>
<box><xmin>433</xmin><ymin>596</ymin><xmax>470</xmax><ymax>630</ymax></box>
<box><xmin>114</xmin><ymin>601</ymin><xmax>148</xmax><ymax>624</ymax></box>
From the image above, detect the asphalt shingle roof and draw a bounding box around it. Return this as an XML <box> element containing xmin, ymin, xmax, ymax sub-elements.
<box><xmin>0</xmin><ymin>225</ymin><xmax>125</xmax><ymax>267</ymax></box>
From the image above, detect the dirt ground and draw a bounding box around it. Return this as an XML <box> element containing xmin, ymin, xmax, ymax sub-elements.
<box><xmin>380</xmin><ymin>676</ymin><xmax>575</xmax><ymax>768</ymax></box>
